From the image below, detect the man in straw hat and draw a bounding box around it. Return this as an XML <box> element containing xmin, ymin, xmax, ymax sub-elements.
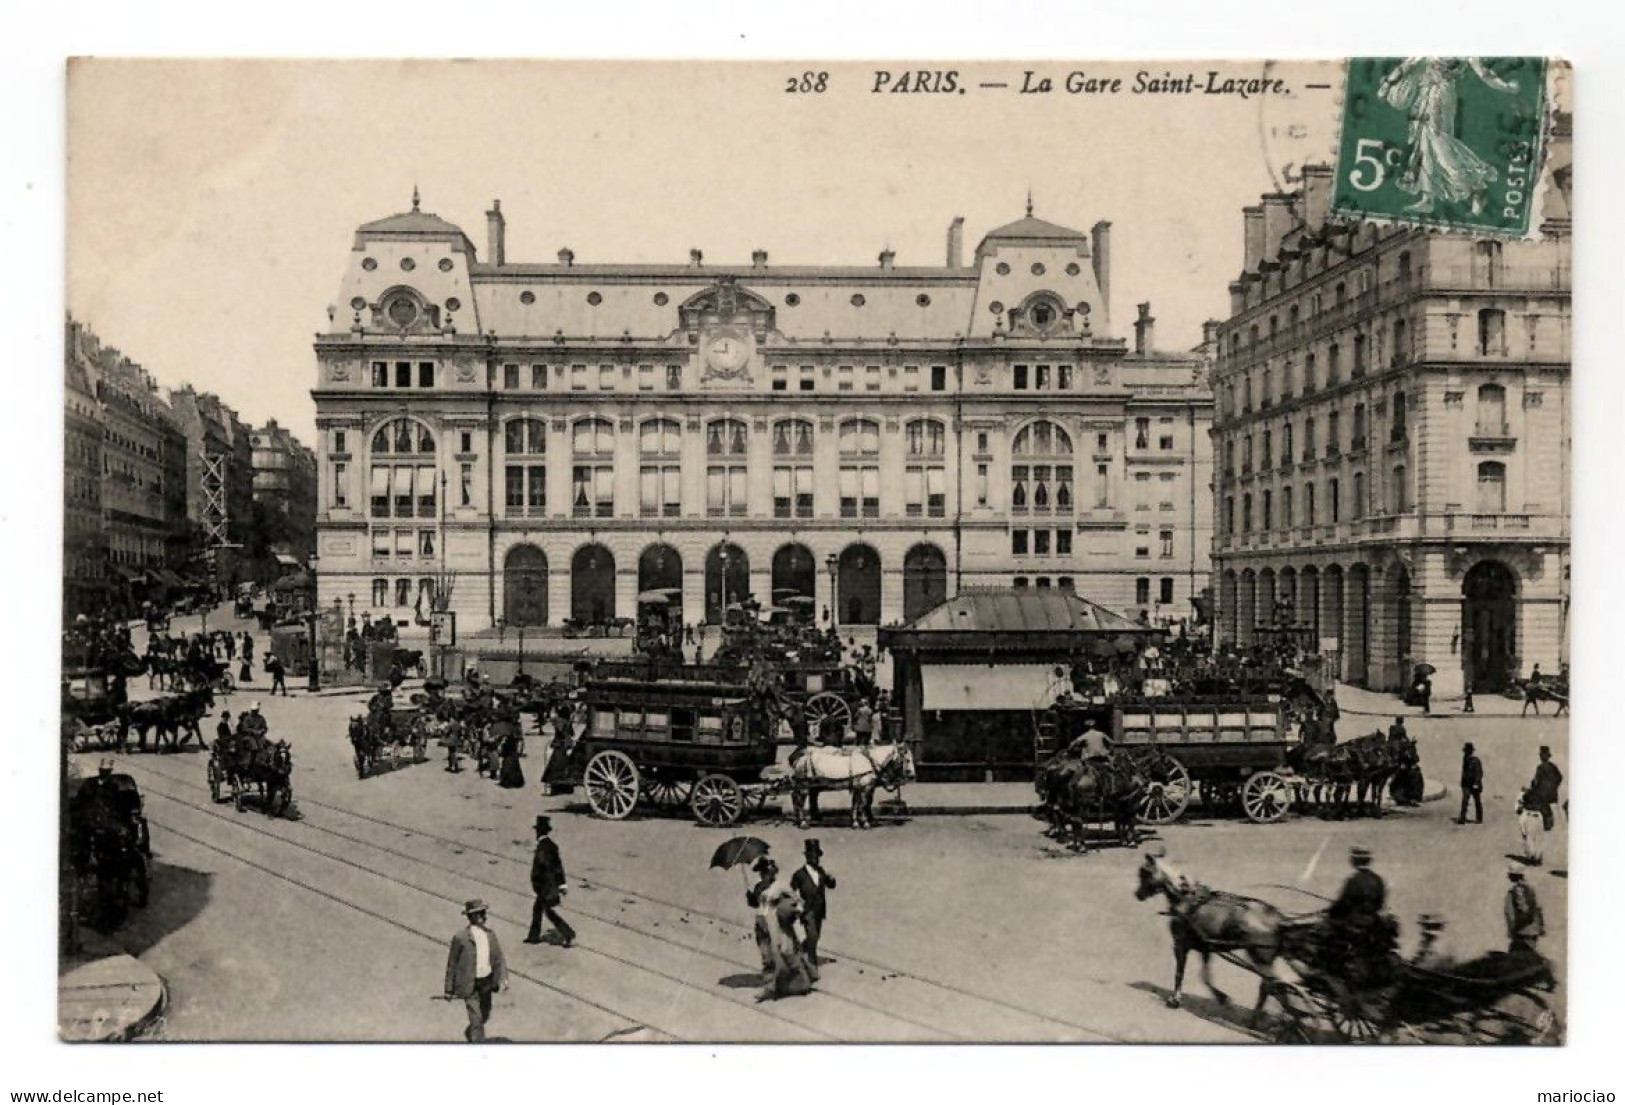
<box><xmin>525</xmin><ymin>815</ymin><xmax>575</xmax><ymax>947</ymax></box>
<box><xmin>1504</xmin><ymin>862</ymin><xmax>1545</xmax><ymax>960</ymax></box>
<box><xmin>445</xmin><ymin>899</ymin><xmax>506</xmax><ymax>1042</ymax></box>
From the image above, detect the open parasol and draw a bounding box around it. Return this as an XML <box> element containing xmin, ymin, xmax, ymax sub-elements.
<box><xmin>710</xmin><ymin>837</ymin><xmax>771</xmax><ymax>887</ymax></box>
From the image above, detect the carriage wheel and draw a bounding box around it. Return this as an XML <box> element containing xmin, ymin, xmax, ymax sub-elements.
<box><xmin>1138</xmin><ymin>757</ymin><xmax>1192</xmax><ymax>825</ymax></box>
<box><xmin>1242</xmin><ymin>770</ymin><xmax>1294</xmax><ymax>824</ymax></box>
<box><xmin>691</xmin><ymin>774</ymin><xmax>744</xmax><ymax>827</ymax></box>
<box><xmin>97</xmin><ymin>726</ymin><xmax>120</xmax><ymax>751</ymax></box>
<box><xmin>207</xmin><ymin>758</ymin><xmax>223</xmax><ymax>803</ymax></box>
<box><xmin>1329</xmin><ymin>993</ymin><xmax>1386</xmax><ymax>1043</ymax></box>
<box><xmin>129</xmin><ymin>853</ymin><xmax>150</xmax><ymax>908</ymax></box>
<box><xmin>584</xmin><ymin>750</ymin><xmax>640</xmax><ymax>820</ymax></box>
<box><xmin>642</xmin><ymin>774</ymin><xmax>692</xmax><ymax>810</ymax></box>
<box><xmin>803</xmin><ymin>692</ymin><xmax>852</xmax><ymax>733</ymax></box>
<box><xmin>232</xmin><ymin>777</ymin><xmax>245</xmax><ymax>812</ymax></box>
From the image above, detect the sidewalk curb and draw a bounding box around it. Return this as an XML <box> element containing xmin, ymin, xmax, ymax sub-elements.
<box><xmin>58</xmin><ymin>950</ymin><xmax>168</xmax><ymax>1042</ymax></box>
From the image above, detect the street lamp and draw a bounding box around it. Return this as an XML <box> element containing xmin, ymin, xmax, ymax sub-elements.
<box><xmin>307</xmin><ymin>554</ymin><xmax>320</xmax><ymax>691</ymax></box>
<box><xmin>825</xmin><ymin>552</ymin><xmax>839</xmax><ymax>630</ymax></box>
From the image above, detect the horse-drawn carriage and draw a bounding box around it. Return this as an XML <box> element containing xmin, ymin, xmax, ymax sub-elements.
<box><xmin>206</xmin><ymin>731</ymin><xmax>293</xmax><ymax>815</ymax></box>
<box><xmin>67</xmin><ymin>771</ymin><xmax>151</xmax><ymax>926</ymax></box>
<box><xmin>347</xmin><ymin>706</ymin><xmax>431</xmax><ymax>778</ymax></box>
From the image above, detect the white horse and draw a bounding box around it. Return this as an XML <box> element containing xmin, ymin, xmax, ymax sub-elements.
<box><xmin>788</xmin><ymin>743</ymin><xmax>916</xmax><ymax>829</ymax></box>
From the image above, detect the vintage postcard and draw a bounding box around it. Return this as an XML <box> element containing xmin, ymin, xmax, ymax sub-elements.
<box><xmin>60</xmin><ymin>57</ymin><xmax>1571</xmax><ymax>1047</ymax></box>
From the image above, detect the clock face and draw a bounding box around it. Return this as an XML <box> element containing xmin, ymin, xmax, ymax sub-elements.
<box><xmin>706</xmin><ymin>335</ymin><xmax>750</xmax><ymax>372</ymax></box>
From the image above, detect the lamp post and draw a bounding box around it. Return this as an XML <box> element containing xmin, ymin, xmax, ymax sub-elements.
<box><xmin>825</xmin><ymin>552</ymin><xmax>839</xmax><ymax>630</ymax></box>
<box><xmin>307</xmin><ymin>554</ymin><xmax>320</xmax><ymax>690</ymax></box>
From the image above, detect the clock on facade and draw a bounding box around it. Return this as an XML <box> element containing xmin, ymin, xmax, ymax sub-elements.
<box><xmin>705</xmin><ymin>334</ymin><xmax>750</xmax><ymax>374</ymax></box>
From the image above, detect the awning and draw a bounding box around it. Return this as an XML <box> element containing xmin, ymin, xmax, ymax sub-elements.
<box><xmin>156</xmin><ymin>569</ymin><xmax>185</xmax><ymax>587</ymax></box>
<box><xmin>920</xmin><ymin>662</ymin><xmax>1063</xmax><ymax>711</ymax></box>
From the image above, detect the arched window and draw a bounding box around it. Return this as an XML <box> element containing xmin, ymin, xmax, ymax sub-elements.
<box><xmin>772</xmin><ymin>418</ymin><xmax>813</xmax><ymax>457</ymax></box>
<box><xmin>772</xmin><ymin>419</ymin><xmax>814</xmax><ymax>518</ymax></box>
<box><xmin>1011</xmin><ymin>420</ymin><xmax>1074</xmax><ymax>516</ymax></box>
<box><xmin>638</xmin><ymin>418</ymin><xmax>681</xmax><ymax>457</ymax></box>
<box><xmin>639</xmin><ymin>419</ymin><xmax>681</xmax><ymax>518</ymax></box>
<box><xmin>905</xmin><ymin>419</ymin><xmax>947</xmax><ymax>518</ymax></box>
<box><xmin>572</xmin><ymin>418</ymin><xmax>614</xmax><ymax>518</ymax></box>
<box><xmin>503</xmin><ymin>418</ymin><xmax>546</xmax><ymax>518</ymax></box>
<box><xmin>705</xmin><ymin>418</ymin><xmax>748</xmax><ymax>516</ymax></box>
<box><xmin>838</xmin><ymin>418</ymin><xmax>881</xmax><ymax>519</ymax></box>
<box><xmin>1477</xmin><ymin>461</ymin><xmax>1507</xmax><ymax>513</ymax></box>
<box><xmin>369</xmin><ymin>418</ymin><xmax>436</xmax><ymax>519</ymax></box>
<box><xmin>905</xmin><ymin>418</ymin><xmax>945</xmax><ymax>457</ymax></box>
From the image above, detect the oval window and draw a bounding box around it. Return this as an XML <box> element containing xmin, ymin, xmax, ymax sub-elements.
<box><xmin>361</xmin><ymin>257</ymin><xmax>377</xmax><ymax>271</ymax></box>
<box><xmin>438</xmin><ymin>257</ymin><xmax>454</xmax><ymax>272</ymax></box>
<box><xmin>520</xmin><ymin>290</ymin><xmax>536</xmax><ymax>305</ymax></box>
<box><xmin>400</xmin><ymin>257</ymin><xmax>416</xmax><ymax>271</ymax></box>
<box><xmin>387</xmin><ymin>298</ymin><xmax>418</xmax><ymax>328</ymax></box>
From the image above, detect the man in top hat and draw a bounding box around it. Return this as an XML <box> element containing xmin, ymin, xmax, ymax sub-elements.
<box><xmin>1504</xmin><ymin>862</ymin><xmax>1545</xmax><ymax>960</ymax></box>
<box><xmin>1458</xmin><ymin>742</ymin><xmax>1485</xmax><ymax>825</ymax></box>
<box><xmin>1326</xmin><ymin>845</ymin><xmax>1390</xmax><ymax>979</ymax></box>
<box><xmin>790</xmin><ymin>839</ymin><xmax>836</xmax><ymax>967</ymax></box>
<box><xmin>525</xmin><ymin>815</ymin><xmax>575</xmax><ymax>947</ymax></box>
<box><xmin>445</xmin><ymin>899</ymin><xmax>506</xmax><ymax>1042</ymax></box>
<box><xmin>1529</xmin><ymin>745</ymin><xmax>1563</xmax><ymax>831</ymax></box>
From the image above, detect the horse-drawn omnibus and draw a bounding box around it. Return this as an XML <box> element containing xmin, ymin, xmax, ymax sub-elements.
<box><xmin>542</xmin><ymin>666</ymin><xmax>779</xmax><ymax>826</ymax></box>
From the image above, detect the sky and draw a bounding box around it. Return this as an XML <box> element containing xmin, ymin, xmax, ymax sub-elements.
<box><xmin>67</xmin><ymin>59</ymin><xmax>1341</xmax><ymax>444</ymax></box>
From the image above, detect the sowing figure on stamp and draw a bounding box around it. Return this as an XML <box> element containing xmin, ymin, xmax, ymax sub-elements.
<box><xmin>1379</xmin><ymin>58</ymin><xmax>1520</xmax><ymax>216</ymax></box>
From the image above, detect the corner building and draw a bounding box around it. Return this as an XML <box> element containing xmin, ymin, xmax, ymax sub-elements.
<box><xmin>1211</xmin><ymin>125</ymin><xmax>1571</xmax><ymax>696</ymax></box>
<box><xmin>311</xmin><ymin>198</ymin><xmax>1213</xmax><ymax>637</ymax></box>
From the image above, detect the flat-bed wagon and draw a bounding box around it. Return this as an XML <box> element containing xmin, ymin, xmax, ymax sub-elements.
<box><xmin>541</xmin><ymin>668</ymin><xmax>781</xmax><ymax>826</ymax></box>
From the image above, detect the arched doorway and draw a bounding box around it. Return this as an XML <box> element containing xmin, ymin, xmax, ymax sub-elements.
<box><xmin>1300</xmin><ymin>567</ymin><xmax>1321</xmax><ymax>642</ymax></box>
<box><xmin>1278</xmin><ymin>567</ymin><xmax>1299</xmax><ymax>627</ymax></box>
<box><xmin>1322</xmin><ymin>565</ymin><xmax>1345</xmax><ymax>675</ymax></box>
<box><xmin>1462</xmin><ymin>560</ymin><xmax>1518</xmax><ymax>692</ymax></box>
<box><xmin>771</xmin><ymin>544</ymin><xmax>816</xmax><ymax>616</ymax></box>
<box><xmin>1346</xmin><ymin>564</ymin><xmax>1371</xmax><ymax>685</ymax></box>
<box><xmin>902</xmin><ymin>544</ymin><xmax>948</xmax><ymax>623</ymax></box>
<box><xmin>571</xmin><ymin>544</ymin><xmax>616</xmax><ymax>625</ymax></box>
<box><xmin>838</xmin><ymin>544</ymin><xmax>882</xmax><ymax>626</ymax></box>
<box><xmin>704</xmin><ymin>542</ymin><xmax>750</xmax><ymax>623</ymax></box>
<box><xmin>638</xmin><ymin>544</ymin><xmax>683</xmax><ymax>625</ymax></box>
<box><xmin>1238</xmin><ymin>570</ymin><xmax>1257</xmax><ymax>646</ymax></box>
<box><xmin>1260</xmin><ymin>568</ymin><xmax>1278</xmax><ymax>627</ymax></box>
<box><xmin>1220</xmin><ymin>570</ymin><xmax>1238</xmax><ymax>644</ymax></box>
<box><xmin>503</xmin><ymin>545</ymin><xmax>548</xmax><ymax>627</ymax></box>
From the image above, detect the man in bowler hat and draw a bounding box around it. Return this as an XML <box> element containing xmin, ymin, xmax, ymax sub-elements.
<box><xmin>790</xmin><ymin>839</ymin><xmax>836</xmax><ymax>967</ymax></box>
<box><xmin>445</xmin><ymin>899</ymin><xmax>506</xmax><ymax>1042</ymax></box>
<box><xmin>525</xmin><ymin>815</ymin><xmax>576</xmax><ymax>947</ymax></box>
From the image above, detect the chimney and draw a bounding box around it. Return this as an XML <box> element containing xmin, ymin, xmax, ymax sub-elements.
<box><xmin>557</xmin><ymin>247</ymin><xmax>574</xmax><ymax>267</ymax></box>
<box><xmin>1242</xmin><ymin>206</ymin><xmax>1265</xmax><ymax>273</ymax></box>
<box><xmin>689</xmin><ymin>249</ymin><xmax>704</xmax><ymax>267</ymax></box>
<box><xmin>1134</xmin><ymin>302</ymin><xmax>1155</xmax><ymax>355</ymax></box>
<box><xmin>1301</xmin><ymin>163</ymin><xmax>1334</xmax><ymax>233</ymax></box>
<box><xmin>1261</xmin><ymin>194</ymin><xmax>1295</xmax><ymax>261</ymax></box>
<box><xmin>485</xmin><ymin>200</ymin><xmax>505</xmax><ymax>267</ymax></box>
<box><xmin>878</xmin><ymin>248</ymin><xmax>896</xmax><ymax>270</ymax></box>
<box><xmin>1202</xmin><ymin>319</ymin><xmax>1221</xmax><ymax>349</ymax></box>
<box><xmin>946</xmin><ymin>216</ymin><xmax>964</xmax><ymax>268</ymax></box>
<box><xmin>751</xmin><ymin>249</ymin><xmax>768</xmax><ymax>268</ymax></box>
<box><xmin>1090</xmin><ymin>220</ymin><xmax>1112</xmax><ymax>331</ymax></box>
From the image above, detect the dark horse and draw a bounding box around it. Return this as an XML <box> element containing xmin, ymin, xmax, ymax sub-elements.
<box><xmin>1037</xmin><ymin>747</ymin><xmax>1145</xmax><ymax>852</ymax></box>
<box><xmin>221</xmin><ymin>736</ymin><xmax>293</xmax><ymax>815</ymax></box>
<box><xmin>1134</xmin><ymin>850</ymin><xmax>1313</xmax><ymax>1024</ymax></box>
<box><xmin>1289</xmin><ymin>732</ymin><xmax>1416</xmax><ymax>818</ymax></box>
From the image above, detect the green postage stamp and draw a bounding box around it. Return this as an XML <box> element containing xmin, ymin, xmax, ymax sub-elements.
<box><xmin>1332</xmin><ymin>57</ymin><xmax>1548</xmax><ymax>236</ymax></box>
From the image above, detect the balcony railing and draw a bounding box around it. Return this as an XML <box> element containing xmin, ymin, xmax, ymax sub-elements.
<box><xmin>1325</xmin><ymin>444</ymin><xmax>1341</xmax><ymax>459</ymax></box>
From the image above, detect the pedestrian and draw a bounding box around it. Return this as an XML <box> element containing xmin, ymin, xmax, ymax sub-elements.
<box><xmin>1462</xmin><ymin>676</ymin><xmax>1475</xmax><ymax>714</ymax></box>
<box><xmin>498</xmin><ymin>727</ymin><xmax>526</xmax><ymax>789</ymax></box>
<box><xmin>1504</xmin><ymin>863</ymin><xmax>1545</xmax><ymax>960</ymax></box>
<box><xmin>1522</xmin><ymin>667</ymin><xmax>1544</xmax><ymax>717</ymax></box>
<box><xmin>755</xmin><ymin>868</ymin><xmax>815</xmax><ymax>1002</ymax></box>
<box><xmin>524</xmin><ymin>816</ymin><xmax>575</xmax><ymax>947</ymax></box>
<box><xmin>746</xmin><ymin>857</ymin><xmax>778</xmax><ymax>974</ymax></box>
<box><xmin>853</xmin><ymin>700</ymin><xmax>874</xmax><ymax>746</ymax></box>
<box><xmin>1457</xmin><ymin>742</ymin><xmax>1484</xmax><ymax>824</ymax></box>
<box><xmin>1516</xmin><ymin>790</ymin><xmax>1545</xmax><ymax>866</ymax></box>
<box><xmin>444</xmin><ymin>899</ymin><xmax>506</xmax><ymax>1042</ymax></box>
<box><xmin>215</xmin><ymin>710</ymin><xmax>232</xmax><ymax>751</ymax></box>
<box><xmin>266</xmin><ymin>652</ymin><xmax>288</xmax><ymax>696</ymax></box>
<box><xmin>1418</xmin><ymin>674</ymin><xmax>1432</xmax><ymax>715</ymax></box>
<box><xmin>790</xmin><ymin>839</ymin><xmax>836</xmax><ymax>967</ymax></box>
<box><xmin>223</xmin><ymin>630</ymin><xmax>236</xmax><ymax>662</ymax></box>
<box><xmin>1529</xmin><ymin>745</ymin><xmax>1563</xmax><ymax>831</ymax></box>
<box><xmin>1387</xmin><ymin>716</ymin><xmax>1408</xmax><ymax>742</ymax></box>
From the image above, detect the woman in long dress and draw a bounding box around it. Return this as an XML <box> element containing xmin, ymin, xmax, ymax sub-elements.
<box><xmin>749</xmin><ymin>862</ymin><xmax>816</xmax><ymax>1001</ymax></box>
<box><xmin>1377</xmin><ymin>58</ymin><xmax>1520</xmax><ymax>215</ymax></box>
<box><xmin>498</xmin><ymin>727</ymin><xmax>526</xmax><ymax>789</ymax></box>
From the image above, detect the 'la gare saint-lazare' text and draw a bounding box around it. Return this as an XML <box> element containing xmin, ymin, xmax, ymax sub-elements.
<box><xmin>867</xmin><ymin>69</ymin><xmax>1290</xmax><ymax>99</ymax></box>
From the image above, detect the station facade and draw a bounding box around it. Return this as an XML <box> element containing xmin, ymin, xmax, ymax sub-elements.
<box><xmin>311</xmin><ymin>197</ymin><xmax>1213</xmax><ymax>637</ymax></box>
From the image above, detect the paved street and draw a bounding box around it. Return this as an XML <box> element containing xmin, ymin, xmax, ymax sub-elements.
<box><xmin>80</xmin><ymin>615</ymin><xmax>1568</xmax><ymax>1042</ymax></box>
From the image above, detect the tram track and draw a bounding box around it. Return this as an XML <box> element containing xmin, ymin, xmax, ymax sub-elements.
<box><xmin>127</xmin><ymin>764</ymin><xmax>966</xmax><ymax>1041</ymax></box>
<box><xmin>121</xmin><ymin>754</ymin><xmax>1127</xmax><ymax>1041</ymax></box>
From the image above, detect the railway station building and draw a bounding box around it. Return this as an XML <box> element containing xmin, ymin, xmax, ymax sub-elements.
<box><xmin>310</xmin><ymin>196</ymin><xmax>1213</xmax><ymax>639</ymax></box>
<box><xmin>1209</xmin><ymin>117</ymin><xmax>1572</xmax><ymax>696</ymax></box>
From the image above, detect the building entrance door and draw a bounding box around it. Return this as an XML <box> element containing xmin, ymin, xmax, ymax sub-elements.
<box><xmin>1462</xmin><ymin>559</ymin><xmax>1517</xmax><ymax>692</ymax></box>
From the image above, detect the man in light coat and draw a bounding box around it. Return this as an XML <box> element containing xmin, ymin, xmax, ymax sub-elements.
<box><xmin>445</xmin><ymin>899</ymin><xmax>507</xmax><ymax>1042</ymax></box>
